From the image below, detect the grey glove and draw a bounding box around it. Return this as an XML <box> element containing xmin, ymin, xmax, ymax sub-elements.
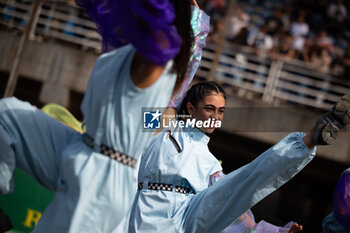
<box><xmin>311</xmin><ymin>94</ymin><xmax>350</xmax><ymax>145</ymax></box>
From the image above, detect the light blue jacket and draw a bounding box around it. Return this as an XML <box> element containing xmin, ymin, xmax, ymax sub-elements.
<box><xmin>115</xmin><ymin>125</ymin><xmax>316</xmax><ymax>233</ymax></box>
<box><xmin>0</xmin><ymin>45</ymin><xmax>176</xmax><ymax>232</ymax></box>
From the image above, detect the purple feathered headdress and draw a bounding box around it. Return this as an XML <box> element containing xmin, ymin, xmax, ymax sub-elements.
<box><xmin>75</xmin><ymin>0</ymin><xmax>182</xmax><ymax>66</ymax></box>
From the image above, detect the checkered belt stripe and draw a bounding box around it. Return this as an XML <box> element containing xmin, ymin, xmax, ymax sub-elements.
<box><xmin>175</xmin><ymin>185</ymin><xmax>191</xmax><ymax>194</ymax></box>
<box><xmin>83</xmin><ymin>134</ymin><xmax>137</xmax><ymax>168</ymax></box>
<box><xmin>138</xmin><ymin>182</ymin><xmax>191</xmax><ymax>194</ymax></box>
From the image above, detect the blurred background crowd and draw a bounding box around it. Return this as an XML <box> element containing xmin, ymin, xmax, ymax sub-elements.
<box><xmin>202</xmin><ymin>0</ymin><xmax>350</xmax><ymax>78</ymax></box>
<box><xmin>0</xmin><ymin>1</ymin><xmax>350</xmax><ymax>232</ymax></box>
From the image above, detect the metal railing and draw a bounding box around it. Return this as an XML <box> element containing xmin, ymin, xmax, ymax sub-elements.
<box><xmin>198</xmin><ymin>42</ymin><xmax>350</xmax><ymax>110</ymax></box>
<box><xmin>1</xmin><ymin>0</ymin><xmax>350</xmax><ymax>110</ymax></box>
<box><xmin>0</xmin><ymin>0</ymin><xmax>101</xmax><ymax>49</ymax></box>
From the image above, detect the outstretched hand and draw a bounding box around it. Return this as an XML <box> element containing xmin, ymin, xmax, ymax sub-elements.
<box><xmin>288</xmin><ymin>223</ymin><xmax>303</xmax><ymax>233</ymax></box>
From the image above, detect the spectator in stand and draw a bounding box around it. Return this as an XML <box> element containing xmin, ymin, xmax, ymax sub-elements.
<box><xmin>281</xmin><ymin>5</ymin><xmax>293</xmax><ymax>32</ymax></box>
<box><xmin>307</xmin><ymin>46</ymin><xmax>332</xmax><ymax>73</ymax></box>
<box><xmin>306</xmin><ymin>0</ymin><xmax>328</xmax><ymax>30</ymax></box>
<box><xmin>231</xmin><ymin>27</ymin><xmax>249</xmax><ymax>46</ymax></box>
<box><xmin>271</xmin><ymin>32</ymin><xmax>295</xmax><ymax>60</ymax></box>
<box><xmin>2</xmin><ymin>3</ymin><xmax>15</xmax><ymax>22</ymax></box>
<box><xmin>208</xmin><ymin>18</ymin><xmax>224</xmax><ymax>43</ymax></box>
<box><xmin>227</xmin><ymin>5</ymin><xmax>250</xmax><ymax>41</ymax></box>
<box><xmin>63</xmin><ymin>7</ymin><xmax>79</xmax><ymax>37</ymax></box>
<box><xmin>330</xmin><ymin>54</ymin><xmax>345</xmax><ymax>77</ymax></box>
<box><xmin>326</xmin><ymin>0</ymin><xmax>348</xmax><ymax>37</ymax></box>
<box><xmin>304</xmin><ymin>29</ymin><xmax>334</xmax><ymax>62</ymax></box>
<box><xmin>290</xmin><ymin>13</ymin><xmax>309</xmax><ymax>59</ymax></box>
<box><xmin>248</xmin><ymin>25</ymin><xmax>274</xmax><ymax>54</ymax></box>
<box><xmin>265</xmin><ymin>9</ymin><xmax>284</xmax><ymax>36</ymax></box>
<box><xmin>247</xmin><ymin>25</ymin><xmax>273</xmax><ymax>89</ymax></box>
<box><xmin>314</xmin><ymin>29</ymin><xmax>334</xmax><ymax>53</ymax></box>
<box><xmin>201</xmin><ymin>0</ymin><xmax>225</xmax><ymax>18</ymax></box>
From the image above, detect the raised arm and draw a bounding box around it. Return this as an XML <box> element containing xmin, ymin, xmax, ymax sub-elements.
<box><xmin>168</xmin><ymin>4</ymin><xmax>210</xmax><ymax>108</ymax></box>
<box><xmin>209</xmin><ymin>171</ymin><xmax>303</xmax><ymax>233</ymax></box>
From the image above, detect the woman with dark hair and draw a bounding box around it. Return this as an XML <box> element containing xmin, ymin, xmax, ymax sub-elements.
<box><xmin>116</xmin><ymin>82</ymin><xmax>350</xmax><ymax>233</ymax></box>
<box><xmin>0</xmin><ymin>1</ymin><xmax>209</xmax><ymax>232</ymax></box>
<box><xmin>175</xmin><ymin>82</ymin><xmax>303</xmax><ymax>233</ymax></box>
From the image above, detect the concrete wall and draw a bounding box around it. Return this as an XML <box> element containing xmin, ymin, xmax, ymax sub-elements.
<box><xmin>223</xmin><ymin>96</ymin><xmax>350</xmax><ymax>164</ymax></box>
<box><xmin>0</xmin><ymin>30</ymin><xmax>97</xmax><ymax>106</ymax></box>
<box><xmin>1</xmin><ymin>30</ymin><xmax>349</xmax><ymax>164</ymax></box>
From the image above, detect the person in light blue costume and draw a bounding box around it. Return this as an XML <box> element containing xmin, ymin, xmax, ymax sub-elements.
<box><xmin>0</xmin><ymin>1</ymin><xmax>206</xmax><ymax>232</ymax></box>
<box><xmin>0</xmin><ymin>46</ymin><xmax>175</xmax><ymax>233</ymax></box>
<box><xmin>115</xmin><ymin>82</ymin><xmax>350</xmax><ymax>233</ymax></box>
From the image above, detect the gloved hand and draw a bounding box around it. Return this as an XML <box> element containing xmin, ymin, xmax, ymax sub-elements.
<box><xmin>311</xmin><ymin>94</ymin><xmax>350</xmax><ymax>145</ymax></box>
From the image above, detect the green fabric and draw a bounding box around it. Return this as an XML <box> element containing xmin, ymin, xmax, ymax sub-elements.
<box><xmin>0</xmin><ymin>168</ymin><xmax>54</xmax><ymax>232</ymax></box>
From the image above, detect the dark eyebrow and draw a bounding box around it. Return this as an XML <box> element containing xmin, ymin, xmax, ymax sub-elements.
<box><xmin>204</xmin><ymin>104</ymin><xmax>216</xmax><ymax>108</ymax></box>
<box><xmin>204</xmin><ymin>105</ymin><xmax>226</xmax><ymax>110</ymax></box>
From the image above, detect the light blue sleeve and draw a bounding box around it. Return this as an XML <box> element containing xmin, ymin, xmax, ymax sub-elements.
<box><xmin>0</xmin><ymin>97</ymin><xmax>78</xmax><ymax>193</ymax></box>
<box><xmin>0</xmin><ymin>123</ymin><xmax>15</xmax><ymax>194</ymax></box>
<box><xmin>183</xmin><ymin>132</ymin><xmax>316</xmax><ymax>233</ymax></box>
<box><xmin>210</xmin><ymin>173</ymin><xmax>296</xmax><ymax>233</ymax></box>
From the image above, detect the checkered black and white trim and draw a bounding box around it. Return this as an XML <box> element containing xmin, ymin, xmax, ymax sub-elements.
<box><xmin>175</xmin><ymin>185</ymin><xmax>191</xmax><ymax>194</ymax></box>
<box><xmin>138</xmin><ymin>182</ymin><xmax>191</xmax><ymax>194</ymax></box>
<box><xmin>148</xmin><ymin>182</ymin><xmax>173</xmax><ymax>191</ymax></box>
<box><xmin>83</xmin><ymin>134</ymin><xmax>137</xmax><ymax>168</ymax></box>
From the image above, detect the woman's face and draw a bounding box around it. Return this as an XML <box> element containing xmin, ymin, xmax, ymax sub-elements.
<box><xmin>187</xmin><ymin>92</ymin><xmax>226</xmax><ymax>134</ymax></box>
